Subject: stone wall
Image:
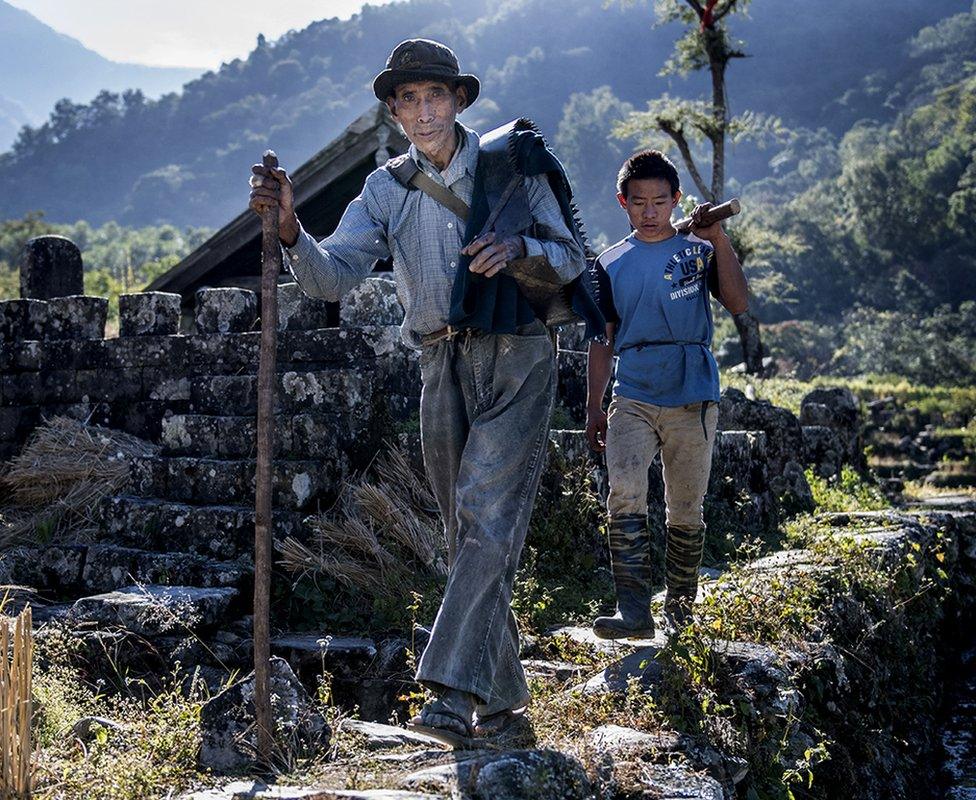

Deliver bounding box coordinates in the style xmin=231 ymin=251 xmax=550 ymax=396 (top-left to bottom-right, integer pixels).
xmin=0 ymin=280 xmax=409 ymax=468
xmin=1 ymin=261 xmax=869 ymax=734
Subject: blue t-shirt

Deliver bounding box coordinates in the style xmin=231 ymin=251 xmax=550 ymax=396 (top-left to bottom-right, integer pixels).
xmin=592 ymin=232 xmax=721 ymax=407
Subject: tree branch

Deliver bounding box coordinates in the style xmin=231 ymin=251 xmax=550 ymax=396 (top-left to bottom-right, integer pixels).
xmin=683 ymin=0 xmax=706 ymax=17
xmin=659 ymin=120 xmax=713 ymax=202
xmin=714 ymin=0 xmax=740 ymax=23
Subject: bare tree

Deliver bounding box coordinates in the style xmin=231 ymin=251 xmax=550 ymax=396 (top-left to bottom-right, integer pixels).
xmin=615 ymin=0 xmax=780 ymax=374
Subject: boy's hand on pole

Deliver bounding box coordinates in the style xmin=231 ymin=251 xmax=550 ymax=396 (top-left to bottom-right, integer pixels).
xmin=689 ymin=202 xmax=726 ymax=244
xmin=586 ymin=408 xmax=608 ymax=452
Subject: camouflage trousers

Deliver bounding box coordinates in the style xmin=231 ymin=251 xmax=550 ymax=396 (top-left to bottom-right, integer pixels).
xmin=605 ymin=395 xmax=718 ymax=596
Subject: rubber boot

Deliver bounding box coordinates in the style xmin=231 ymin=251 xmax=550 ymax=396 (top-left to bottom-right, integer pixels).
xmin=663 ymin=525 xmax=705 ymax=634
xmin=593 ymin=515 xmax=654 ymax=639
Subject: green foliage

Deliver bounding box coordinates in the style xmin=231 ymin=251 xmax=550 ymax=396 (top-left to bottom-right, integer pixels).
xmin=699 ymin=556 xmax=822 ymax=647
xmin=617 ymin=96 xmax=785 ymax=153
xmin=549 ymin=403 xmax=577 ymax=431
xmin=0 ymin=263 xmax=16 ymax=298
xmin=612 ymin=0 xmax=787 ymax=204
xmin=33 ymin=655 xmax=205 ymax=799
xmin=273 ymin=569 xmax=445 ymax=636
xmin=520 ymin=441 xmax=954 ymax=798
xmin=721 ymin=371 xmax=976 ymax=428
xmin=719 ymin=7 xmax=976 ymax=383
xmin=805 ymin=467 xmax=889 ymax=514
xmin=649 ymin=0 xmax=752 ymax=76
xmin=829 ymin=304 xmax=976 ymax=387
xmin=738 ymin=30 xmax=976 ymax=332
xmin=3 ymin=0 xmax=957 ymax=234
xmin=555 ymin=86 xmax=635 ymax=249
xmin=654 ymin=510 xmax=952 ymax=799
xmin=0 ymin=213 xmax=211 ymax=302
xmin=754 ymin=319 xmax=838 ymax=378
xmin=513 ymin=460 xmax=613 ymax=633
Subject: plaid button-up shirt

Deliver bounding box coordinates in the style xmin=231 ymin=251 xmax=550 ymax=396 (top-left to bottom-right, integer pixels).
xmin=283 ymin=123 xmax=585 ymax=348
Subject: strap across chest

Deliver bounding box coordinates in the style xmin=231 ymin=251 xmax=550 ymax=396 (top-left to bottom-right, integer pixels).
xmin=388 ymin=152 xmax=522 ymax=240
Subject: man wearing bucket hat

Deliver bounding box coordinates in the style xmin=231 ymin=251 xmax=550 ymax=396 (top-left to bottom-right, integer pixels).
xmin=249 ymin=39 xmax=589 ymax=746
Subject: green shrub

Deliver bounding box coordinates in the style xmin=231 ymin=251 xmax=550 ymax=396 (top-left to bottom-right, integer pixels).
xmin=34 ymin=663 xmax=205 ymax=800
xmin=806 ymin=466 xmax=889 ymax=513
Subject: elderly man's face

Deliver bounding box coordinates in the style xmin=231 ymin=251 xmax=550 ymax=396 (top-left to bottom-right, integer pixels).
xmin=388 ymin=81 xmax=467 ymax=170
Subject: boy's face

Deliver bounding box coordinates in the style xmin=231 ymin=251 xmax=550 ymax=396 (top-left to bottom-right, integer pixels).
xmin=618 ymin=178 xmax=681 ymax=243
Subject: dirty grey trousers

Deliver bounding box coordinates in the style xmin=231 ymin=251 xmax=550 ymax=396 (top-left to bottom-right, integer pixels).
xmin=415 ymin=322 xmax=555 ymax=716
xmin=605 ymin=396 xmax=719 ymax=596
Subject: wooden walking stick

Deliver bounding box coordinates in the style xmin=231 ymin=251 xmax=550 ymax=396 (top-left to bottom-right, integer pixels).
xmin=254 ymin=149 xmax=280 ymax=765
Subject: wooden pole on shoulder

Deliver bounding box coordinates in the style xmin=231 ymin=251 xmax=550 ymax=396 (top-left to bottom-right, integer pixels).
xmin=673 ymin=197 xmax=741 ymax=234
xmin=254 ymin=149 xmax=280 ymax=765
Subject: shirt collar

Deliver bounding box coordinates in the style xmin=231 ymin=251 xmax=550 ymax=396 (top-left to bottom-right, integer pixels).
xmin=410 ymin=123 xmax=479 ymax=186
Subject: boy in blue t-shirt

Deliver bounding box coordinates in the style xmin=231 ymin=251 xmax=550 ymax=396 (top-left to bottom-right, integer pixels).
xmin=586 ymin=150 xmax=749 ymax=637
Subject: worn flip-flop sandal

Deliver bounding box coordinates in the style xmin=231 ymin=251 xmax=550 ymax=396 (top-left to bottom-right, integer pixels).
xmin=406 ymin=703 xmax=478 ymax=749
xmin=473 ymin=707 xmax=528 ymax=738
xmin=474 ymin=708 xmax=535 ymax=743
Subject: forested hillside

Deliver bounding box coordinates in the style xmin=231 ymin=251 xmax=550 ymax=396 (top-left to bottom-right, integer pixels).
xmin=1 ymin=0 xmax=973 ymax=384
xmin=723 ymin=3 xmax=976 ymax=384
xmin=0 ymin=1 xmax=198 ymax=150
xmin=0 ymin=0 xmax=963 ymax=229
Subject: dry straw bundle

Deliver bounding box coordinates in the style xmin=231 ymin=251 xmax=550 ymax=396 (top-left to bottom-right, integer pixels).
xmin=0 ymin=606 xmax=32 ymax=799
xmin=279 ymin=446 xmax=446 ymax=599
xmin=0 ymin=416 xmax=158 ymax=547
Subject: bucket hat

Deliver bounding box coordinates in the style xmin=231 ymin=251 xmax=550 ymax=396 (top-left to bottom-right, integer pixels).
xmin=373 ymin=38 xmax=480 ymax=106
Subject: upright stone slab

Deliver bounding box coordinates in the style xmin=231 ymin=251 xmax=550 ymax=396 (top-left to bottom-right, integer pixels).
xmin=339 ymin=276 xmax=403 ymax=327
xmin=276 ymin=282 xmax=333 ymax=331
xmin=198 ymin=656 xmax=328 ymax=771
xmin=46 ymin=295 xmax=107 ymax=340
xmin=20 ymin=236 xmax=84 ymax=299
xmin=194 ymin=288 xmax=257 ymax=334
xmin=0 ymin=299 xmax=48 ymax=340
xmin=119 ymin=292 xmax=182 ymax=337
xmin=800 ymin=386 xmax=863 ymax=469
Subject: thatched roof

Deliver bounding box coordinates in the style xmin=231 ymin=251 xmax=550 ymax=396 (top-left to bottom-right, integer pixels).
xmin=148 ymin=103 xmax=408 ymax=300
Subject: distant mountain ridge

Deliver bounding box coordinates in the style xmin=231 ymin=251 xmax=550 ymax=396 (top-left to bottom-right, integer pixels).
xmin=0 ymin=0 xmax=200 ymax=149
xmin=0 ymin=0 xmax=966 ymax=232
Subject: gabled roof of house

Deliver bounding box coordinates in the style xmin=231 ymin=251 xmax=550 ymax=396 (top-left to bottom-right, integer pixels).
xmin=148 ymin=103 xmax=408 ymax=299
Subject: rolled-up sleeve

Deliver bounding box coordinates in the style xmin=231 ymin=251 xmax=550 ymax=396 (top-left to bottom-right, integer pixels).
xmin=283 ymin=174 xmax=392 ymax=302
xmin=521 ymin=174 xmax=586 ymax=284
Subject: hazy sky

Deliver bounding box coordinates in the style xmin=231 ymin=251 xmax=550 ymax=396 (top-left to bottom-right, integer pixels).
xmin=10 ymin=0 xmax=399 ymax=68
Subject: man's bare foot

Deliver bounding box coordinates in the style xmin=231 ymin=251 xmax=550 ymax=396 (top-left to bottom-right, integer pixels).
xmin=407 ymin=688 xmax=478 ymax=747
xmin=420 ymin=688 xmax=476 ymax=735
xmin=474 ymin=708 xmax=535 ymax=744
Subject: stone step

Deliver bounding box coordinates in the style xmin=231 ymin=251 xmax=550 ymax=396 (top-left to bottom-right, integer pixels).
xmin=98 ymin=495 xmax=303 ymax=559
xmin=130 ymin=455 xmax=344 ymax=511
xmin=186 ymin=366 xmax=421 ymax=417
xmin=272 ymin=634 xmax=412 ymax=722
xmin=159 ymin=408 xmax=417 ymax=462
xmin=910 ymin=494 xmax=976 ymax=513
xmin=925 ymin=470 xmax=976 ymax=489
xmin=35 ymin=614 xmax=252 ymax=689
xmin=68 ymin=585 xmax=239 ymax=636
xmin=869 ymin=460 xmax=936 ymax=479
xmin=0 ymin=542 xmax=250 ymax=596
xmin=182 ymin=783 xmax=444 ymax=800
xmin=337 ymin=719 xmax=444 ymax=751
xmin=81 ymin=545 xmax=251 ymax=594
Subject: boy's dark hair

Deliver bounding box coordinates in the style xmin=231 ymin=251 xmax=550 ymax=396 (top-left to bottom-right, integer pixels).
xmin=616 ymin=150 xmax=680 ymax=198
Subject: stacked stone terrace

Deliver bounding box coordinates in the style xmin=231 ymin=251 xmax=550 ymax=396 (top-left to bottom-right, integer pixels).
xmin=0 ymin=235 xmax=865 ymax=713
